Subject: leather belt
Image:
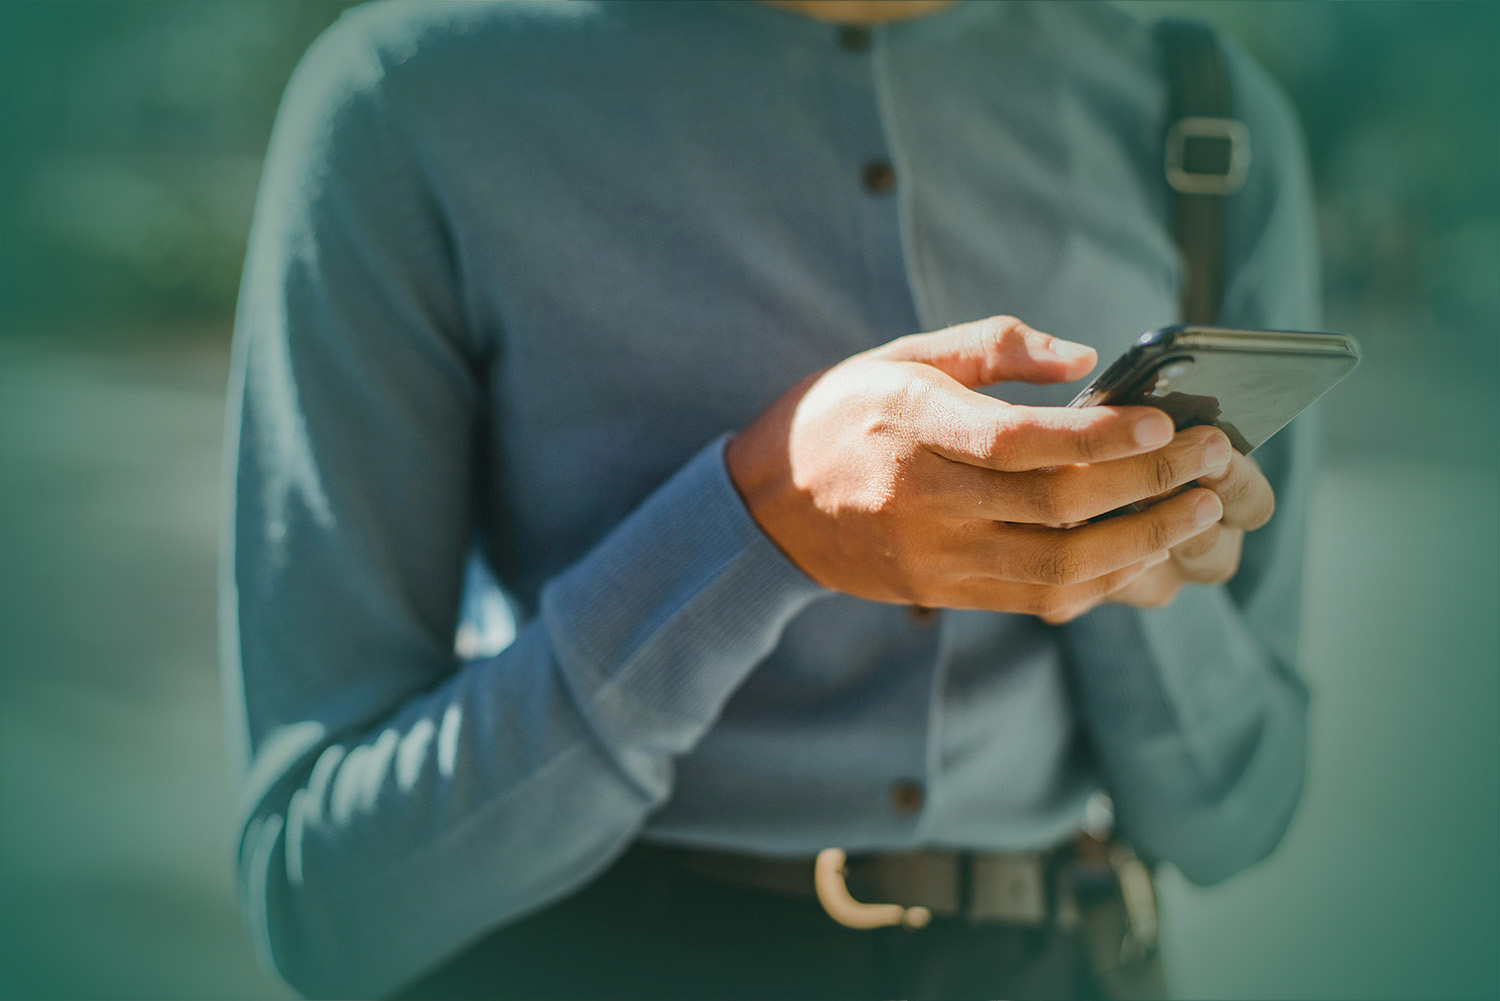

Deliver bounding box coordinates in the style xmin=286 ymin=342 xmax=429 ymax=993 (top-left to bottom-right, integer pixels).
xmin=654 ymin=843 xmax=1060 ymax=929
xmin=633 ymin=835 xmax=1160 ymax=968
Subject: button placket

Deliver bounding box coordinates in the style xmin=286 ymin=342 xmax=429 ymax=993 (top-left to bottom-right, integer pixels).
xmin=819 ymin=20 xmax=920 ymax=342
xmin=823 ymin=25 xmax=935 ymax=824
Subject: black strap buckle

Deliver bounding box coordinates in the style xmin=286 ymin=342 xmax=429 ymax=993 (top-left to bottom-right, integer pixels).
xmin=1165 ymin=115 xmax=1251 ymax=195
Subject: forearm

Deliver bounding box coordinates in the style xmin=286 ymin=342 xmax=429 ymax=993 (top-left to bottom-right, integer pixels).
xmin=233 ymin=439 xmax=824 ymax=996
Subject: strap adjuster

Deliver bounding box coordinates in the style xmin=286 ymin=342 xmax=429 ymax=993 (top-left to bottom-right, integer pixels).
xmin=1164 ymin=116 xmax=1251 ymax=195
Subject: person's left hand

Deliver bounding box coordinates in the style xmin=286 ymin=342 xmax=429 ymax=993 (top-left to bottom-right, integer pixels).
xmin=1103 ymin=448 xmax=1274 ymax=611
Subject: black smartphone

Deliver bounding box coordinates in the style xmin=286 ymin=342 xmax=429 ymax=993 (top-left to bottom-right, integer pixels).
xmin=1068 ymin=325 xmax=1360 ymax=454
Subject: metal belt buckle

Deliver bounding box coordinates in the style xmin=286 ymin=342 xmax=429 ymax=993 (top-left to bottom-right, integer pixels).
xmin=813 ymin=848 xmax=932 ymax=930
xmin=970 ymin=852 xmax=1048 ymax=925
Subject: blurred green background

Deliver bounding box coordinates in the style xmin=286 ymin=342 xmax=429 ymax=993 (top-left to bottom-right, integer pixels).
xmin=1 ymin=2 xmax=1495 ymax=998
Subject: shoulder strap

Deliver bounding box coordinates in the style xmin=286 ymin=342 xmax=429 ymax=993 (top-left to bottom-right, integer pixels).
xmin=1158 ymin=19 xmax=1251 ymax=325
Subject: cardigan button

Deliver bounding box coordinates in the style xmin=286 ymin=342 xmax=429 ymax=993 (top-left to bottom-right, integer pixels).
xmin=838 ymin=25 xmax=872 ymax=53
xmin=890 ymin=779 xmax=926 ymax=815
xmin=862 ymin=160 xmax=896 ymax=195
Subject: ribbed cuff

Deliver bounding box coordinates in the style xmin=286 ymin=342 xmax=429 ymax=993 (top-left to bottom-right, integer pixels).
xmin=542 ymin=435 xmax=827 ymax=755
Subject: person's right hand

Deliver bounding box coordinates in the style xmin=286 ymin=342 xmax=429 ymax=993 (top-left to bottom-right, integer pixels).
xmin=725 ymin=316 xmax=1234 ymax=623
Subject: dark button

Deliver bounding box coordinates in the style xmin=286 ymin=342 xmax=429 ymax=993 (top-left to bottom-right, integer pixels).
xmin=890 ymin=779 xmax=925 ymax=815
xmin=838 ymin=25 xmax=872 ymax=53
xmin=908 ymin=604 xmax=939 ymax=626
xmin=862 ymin=160 xmax=896 ymax=194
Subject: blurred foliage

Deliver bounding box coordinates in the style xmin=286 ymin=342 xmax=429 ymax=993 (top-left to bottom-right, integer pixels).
xmin=1133 ymin=0 xmax=1500 ymax=362
xmin=1128 ymin=0 xmax=1499 ymax=462
xmin=2 ymin=2 xmax=1497 ymax=391
xmin=1 ymin=1 xmax=358 ymax=332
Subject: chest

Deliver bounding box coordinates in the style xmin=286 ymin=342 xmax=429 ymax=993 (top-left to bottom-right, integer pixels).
xmin=443 ymin=51 xmax=1181 ymax=577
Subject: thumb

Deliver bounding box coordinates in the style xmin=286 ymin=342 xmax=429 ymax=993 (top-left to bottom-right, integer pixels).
xmin=870 ymin=315 xmax=1096 ymax=389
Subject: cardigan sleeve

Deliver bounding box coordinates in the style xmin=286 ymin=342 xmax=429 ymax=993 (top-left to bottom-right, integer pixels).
xmin=222 ymin=20 xmax=821 ymax=996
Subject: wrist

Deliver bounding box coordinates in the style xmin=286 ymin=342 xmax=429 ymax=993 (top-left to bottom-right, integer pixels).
xmin=725 ymin=374 xmax=821 ymax=577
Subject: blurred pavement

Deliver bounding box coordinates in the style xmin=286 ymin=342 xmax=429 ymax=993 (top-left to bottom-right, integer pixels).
xmin=0 ymin=340 xmax=1495 ymax=999
xmin=0 ymin=340 xmax=290 ymax=998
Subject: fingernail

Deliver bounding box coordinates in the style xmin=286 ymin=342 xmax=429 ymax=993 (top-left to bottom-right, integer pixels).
xmin=1134 ymin=414 xmax=1173 ymax=448
xmin=1050 ymin=338 xmax=1094 ymax=361
xmin=1195 ymin=492 xmax=1224 ymax=527
xmin=1203 ymin=435 xmax=1231 ymax=471
xmin=1146 ymin=551 xmax=1170 ymax=568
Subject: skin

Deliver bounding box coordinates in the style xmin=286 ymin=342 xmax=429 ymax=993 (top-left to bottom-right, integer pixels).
xmin=726 ymin=317 xmax=1276 ymax=623
xmin=737 ymin=2 xmax=1278 ymax=620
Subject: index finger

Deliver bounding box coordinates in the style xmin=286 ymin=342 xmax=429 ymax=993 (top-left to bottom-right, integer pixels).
xmin=922 ymin=394 xmax=1177 ymax=472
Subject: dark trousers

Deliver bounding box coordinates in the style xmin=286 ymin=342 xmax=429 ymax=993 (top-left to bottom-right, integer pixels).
xmin=394 ymin=845 xmax=1108 ymax=1001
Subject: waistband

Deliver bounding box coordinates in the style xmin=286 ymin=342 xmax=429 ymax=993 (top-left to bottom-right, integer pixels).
xmin=630 ymin=835 xmax=1142 ymax=934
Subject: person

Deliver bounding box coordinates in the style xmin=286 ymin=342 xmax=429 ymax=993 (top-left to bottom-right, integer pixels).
xmin=223 ymin=1 xmax=1321 ymax=997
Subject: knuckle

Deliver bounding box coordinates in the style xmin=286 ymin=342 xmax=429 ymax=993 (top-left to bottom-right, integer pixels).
xmin=1142 ymin=516 xmax=1177 ymax=557
xmin=1214 ymin=470 xmax=1254 ymax=509
xmin=1150 ymin=450 xmax=1184 ymax=495
xmin=978 ymin=315 xmax=1023 ymax=350
xmin=977 ymin=418 xmax=1022 ymax=470
xmin=1031 ymin=470 xmax=1083 ymax=524
xmin=1012 ymin=474 xmax=1060 ymax=523
xmin=1206 ymin=477 xmax=1254 ymax=522
xmin=1211 ymin=465 xmax=1276 ymax=531
xmin=1034 ymin=539 xmax=1090 ymax=586
xmin=1044 ymin=468 xmax=1088 ymax=523
xmin=1074 ymin=417 xmax=1111 ymax=463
